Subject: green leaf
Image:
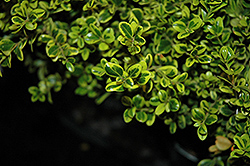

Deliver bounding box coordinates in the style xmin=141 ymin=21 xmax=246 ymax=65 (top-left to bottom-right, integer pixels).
xmin=234 ymin=65 xmax=244 ymax=75
xmin=103 ymin=28 xmax=115 ymax=43
xmin=198 ymin=159 xmax=213 ymax=166
xmin=128 ymin=64 xmax=142 ymax=78
xmin=205 ymin=114 xmax=218 ymax=125
xmin=13 ymin=44 xmax=24 ymax=61
xmin=134 ymin=34 xmax=146 ymax=45
xmin=155 ymin=103 xmax=166 ymax=116
xmin=121 ymin=96 xmax=132 ymax=106
xmin=198 ymin=55 xmax=212 ymax=63
xmin=75 ymin=87 xmax=88 ymax=95
xmin=0 ymin=39 xmax=15 ymax=55
xmin=65 ymin=47 xmax=78 ymax=56
xmin=85 ymin=32 xmax=100 ymax=44
xmin=98 ymin=9 xmax=112 ymax=23
xmin=136 ymin=111 xmax=147 ymax=123
xmin=214 ymin=17 xmax=224 ymax=35
xmin=192 ymin=108 xmax=205 ymax=121
xmin=178 ymin=115 xmax=186 ymax=129
xmin=104 ymin=62 xmax=124 ymax=77
xmin=39 ymin=34 xmax=53 ymax=43
xmin=132 ymin=94 xmax=145 ymax=108
xmin=25 ymin=22 xmax=37 ymax=30
xmin=131 ymin=8 xmax=143 ymax=22
xmin=176 ymin=83 xmax=185 ymax=92
xmin=124 ymin=77 xmax=134 ymax=88
xmin=185 ymin=57 xmax=196 ymax=67
xmin=158 ymin=90 xmax=167 ymax=102
xmin=112 ymin=0 xmax=122 ymax=6
xmin=138 ymin=70 xmax=151 ymax=85
xmin=197 ymin=123 xmax=208 ymax=140
xmin=169 ymin=122 xmax=177 ymax=134
xmin=156 ymin=39 xmax=171 ymax=54
xmin=160 ymin=77 xmax=171 ymax=87
xmin=169 ymin=98 xmax=180 ymax=112
xmin=105 ymin=82 xmax=124 ymax=92
xmin=220 ymin=105 xmax=233 ymax=117
xmin=92 ymin=66 xmax=105 ymax=77
xmin=234 ymin=135 xmax=245 ymax=149
xmin=12 ymin=16 xmax=24 ymax=25
xmin=90 ymin=24 xmax=102 ymax=37
xmin=200 ymin=100 xmax=210 ymax=112
xmin=173 ymin=72 xmax=188 ymax=82
xmin=61 ymin=3 xmax=71 ymax=11
xmin=173 ymin=20 xmax=186 ymax=32
xmin=66 ymin=61 xmax=75 ymax=72
xmin=173 ymin=43 xmax=187 ymax=54
xmin=177 ymin=31 xmax=190 ymax=39
xmin=47 ymin=45 xmax=60 ymax=57
xmin=123 ymin=108 xmax=134 ymax=123
xmin=98 ymin=42 xmax=109 ymax=51
xmin=158 ymin=66 xmax=178 ymax=77
xmin=31 ymin=8 xmax=45 ymax=18
xmin=188 ymin=17 xmax=203 ymax=30
xmin=150 ymin=96 xmax=161 ymax=106
xmin=219 ymin=86 xmax=234 ymax=94
xmin=210 ymin=91 xmax=217 ymax=100
xmin=220 ymin=46 xmax=234 ymax=62
xmin=127 ymin=107 xmax=136 ymax=118
xmin=56 ymin=32 xmax=67 ymax=43
xmin=119 ymin=22 xmax=133 ymax=39
xmin=146 ymin=113 xmax=156 ymax=126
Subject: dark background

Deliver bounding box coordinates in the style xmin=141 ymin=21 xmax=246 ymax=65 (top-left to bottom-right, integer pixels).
xmin=0 ymin=60 xmax=209 ymax=166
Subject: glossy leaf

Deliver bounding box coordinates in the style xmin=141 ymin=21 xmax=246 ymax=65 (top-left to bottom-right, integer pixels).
xmin=90 ymin=24 xmax=102 ymax=37
xmin=192 ymin=108 xmax=205 ymax=121
xmin=198 ymin=55 xmax=212 ymax=63
xmin=98 ymin=9 xmax=112 ymax=23
xmin=12 ymin=16 xmax=24 ymax=25
xmin=136 ymin=111 xmax=147 ymax=123
xmin=169 ymin=122 xmax=177 ymax=134
xmin=146 ymin=114 xmax=156 ymax=126
xmin=155 ymin=103 xmax=166 ymax=116
xmin=105 ymin=82 xmax=124 ymax=92
xmin=98 ymin=42 xmax=109 ymax=51
xmin=119 ymin=22 xmax=133 ymax=39
xmin=0 ymin=39 xmax=15 ymax=55
xmin=173 ymin=72 xmax=188 ymax=82
xmin=169 ymin=98 xmax=180 ymax=112
xmin=104 ymin=62 xmax=124 ymax=77
xmin=123 ymin=108 xmax=134 ymax=123
xmin=138 ymin=70 xmax=151 ymax=85
xmin=158 ymin=90 xmax=167 ymax=102
xmin=205 ymin=114 xmax=218 ymax=125
xmin=185 ymin=57 xmax=196 ymax=67
xmin=219 ymin=86 xmax=234 ymax=94
xmin=85 ymin=32 xmax=100 ymax=44
xmin=92 ymin=66 xmax=105 ymax=77
xmin=197 ymin=123 xmax=208 ymax=140
xmin=158 ymin=66 xmax=178 ymax=77
xmin=66 ymin=61 xmax=75 ymax=72
xmin=103 ymin=28 xmax=115 ymax=43
xmin=188 ymin=17 xmax=203 ymax=30
xmin=173 ymin=20 xmax=186 ymax=32
xmin=127 ymin=64 xmax=142 ymax=78
xmin=219 ymin=46 xmax=234 ymax=62
xmin=132 ymin=94 xmax=145 ymax=108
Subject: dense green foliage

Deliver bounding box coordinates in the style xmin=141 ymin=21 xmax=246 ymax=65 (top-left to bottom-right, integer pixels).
xmin=1 ymin=0 xmax=250 ymax=165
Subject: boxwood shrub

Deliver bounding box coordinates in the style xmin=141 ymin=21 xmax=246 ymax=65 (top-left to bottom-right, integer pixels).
xmin=1 ymin=0 xmax=250 ymax=165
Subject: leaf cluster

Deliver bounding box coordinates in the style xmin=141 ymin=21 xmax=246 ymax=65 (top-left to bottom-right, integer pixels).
xmin=1 ymin=0 xmax=250 ymax=165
